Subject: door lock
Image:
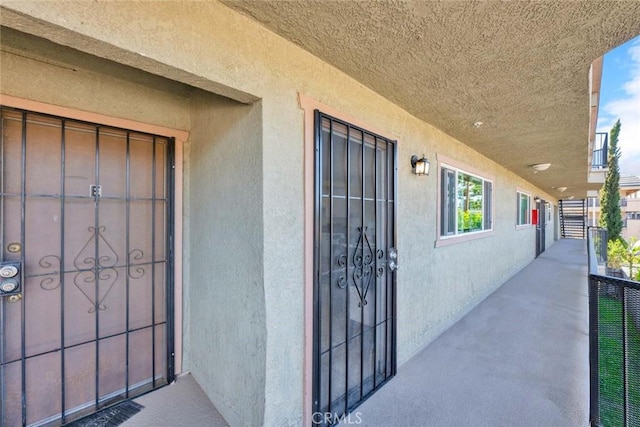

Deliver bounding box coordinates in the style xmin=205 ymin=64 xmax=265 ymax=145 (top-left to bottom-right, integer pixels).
xmin=1 ymin=279 xmax=19 ymax=293
xmin=7 ymin=294 xmax=22 ymax=303
xmin=0 ymin=262 xmax=21 ymax=297
xmin=0 ymin=265 xmax=19 ymax=278
xmin=389 ymin=248 xmax=399 ymax=271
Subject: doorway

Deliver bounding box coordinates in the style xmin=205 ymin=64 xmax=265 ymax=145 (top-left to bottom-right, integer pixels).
xmin=313 ymin=111 xmax=397 ymax=425
xmin=536 ymin=199 xmax=546 ymax=257
xmin=0 ymin=107 xmax=175 ymax=426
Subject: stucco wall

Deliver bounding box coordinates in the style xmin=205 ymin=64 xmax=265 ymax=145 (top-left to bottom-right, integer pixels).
xmin=1 ymin=2 xmax=563 ymax=426
xmin=187 ymin=92 xmax=265 ymax=427
xmin=622 ymin=198 xmax=640 ymax=241
xmin=623 ymin=220 xmax=640 ymax=241
xmin=0 ymin=30 xmax=192 ymax=131
xmin=547 ymin=204 xmax=556 ymax=247
xmin=400 ymin=155 xmax=546 ymax=358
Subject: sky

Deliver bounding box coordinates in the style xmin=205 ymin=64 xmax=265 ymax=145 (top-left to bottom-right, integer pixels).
xmin=597 ymin=35 xmax=640 ymax=177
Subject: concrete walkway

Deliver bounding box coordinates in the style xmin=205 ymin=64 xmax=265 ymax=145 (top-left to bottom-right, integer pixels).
xmin=122 ymin=374 xmax=229 ymax=427
xmin=343 ymin=238 xmax=590 ymax=427
xmin=123 ymin=239 xmax=589 ymax=427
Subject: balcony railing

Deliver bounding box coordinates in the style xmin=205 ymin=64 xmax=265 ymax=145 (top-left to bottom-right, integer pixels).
xmin=588 ymin=197 xmax=627 ymax=208
xmin=592 ymin=132 xmax=608 ymax=169
xmin=587 ymin=227 xmax=640 ymax=427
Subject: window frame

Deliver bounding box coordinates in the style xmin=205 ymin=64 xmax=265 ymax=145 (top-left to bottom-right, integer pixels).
xmin=516 ymin=190 xmax=532 ymax=227
xmin=436 ymin=155 xmax=494 ymax=247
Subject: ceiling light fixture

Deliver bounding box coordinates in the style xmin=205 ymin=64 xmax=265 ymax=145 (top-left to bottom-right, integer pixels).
xmin=531 ymin=163 xmax=551 ymax=173
xmin=473 ymin=121 xmax=484 ymax=128
xmin=557 ymin=187 xmax=567 ymax=193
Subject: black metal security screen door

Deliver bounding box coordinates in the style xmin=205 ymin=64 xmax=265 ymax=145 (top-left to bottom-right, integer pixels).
xmin=0 ymin=107 xmax=175 ymax=426
xmin=313 ymin=111 xmax=397 ymax=426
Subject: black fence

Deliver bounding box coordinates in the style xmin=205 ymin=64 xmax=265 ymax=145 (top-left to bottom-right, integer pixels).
xmin=588 ymin=227 xmax=640 ymax=427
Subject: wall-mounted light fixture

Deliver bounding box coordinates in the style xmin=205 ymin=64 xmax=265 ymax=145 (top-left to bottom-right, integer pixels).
xmin=534 ymin=196 xmax=541 ymax=203
xmin=411 ymin=155 xmax=430 ymax=176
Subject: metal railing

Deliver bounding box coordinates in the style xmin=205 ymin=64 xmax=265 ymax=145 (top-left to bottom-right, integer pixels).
xmin=588 ymin=227 xmax=640 ymax=427
xmin=588 ymin=198 xmax=627 ymax=208
xmin=592 ymin=132 xmax=608 ymax=169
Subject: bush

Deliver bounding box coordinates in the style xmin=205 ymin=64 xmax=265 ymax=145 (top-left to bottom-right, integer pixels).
xmin=457 ymin=209 xmax=482 ymax=231
xmin=607 ymin=237 xmax=640 ymax=279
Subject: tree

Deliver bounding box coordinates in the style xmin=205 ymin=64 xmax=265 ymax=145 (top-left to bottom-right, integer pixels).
xmin=599 ymin=120 xmax=623 ymax=241
xmin=607 ymin=237 xmax=640 ymax=278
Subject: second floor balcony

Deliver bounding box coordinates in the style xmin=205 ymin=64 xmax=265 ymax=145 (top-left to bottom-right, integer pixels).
xmin=592 ymin=132 xmax=609 ymax=170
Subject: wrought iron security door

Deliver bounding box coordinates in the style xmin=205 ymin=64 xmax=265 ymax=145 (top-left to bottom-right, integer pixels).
xmin=0 ymin=107 xmax=175 ymax=426
xmin=313 ymin=111 xmax=397 ymax=425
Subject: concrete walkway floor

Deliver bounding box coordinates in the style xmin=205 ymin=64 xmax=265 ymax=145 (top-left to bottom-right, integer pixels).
xmin=122 ymin=239 xmax=589 ymax=427
xmin=343 ymin=238 xmax=590 ymax=427
xmin=122 ymin=374 xmax=229 ymax=427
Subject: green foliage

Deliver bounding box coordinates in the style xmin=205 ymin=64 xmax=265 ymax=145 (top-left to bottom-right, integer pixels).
xmin=598 ymin=297 xmax=640 ymax=426
xmin=456 ymin=172 xmax=484 ymax=232
xmin=600 ymin=120 xmax=623 ymax=241
xmin=607 ymin=236 xmax=640 ymax=278
xmin=607 ymin=238 xmax=626 ymax=269
xmin=457 ymin=209 xmax=482 ymax=232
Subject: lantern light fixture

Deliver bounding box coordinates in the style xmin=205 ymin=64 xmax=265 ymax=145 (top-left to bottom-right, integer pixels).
xmin=411 ymin=155 xmax=430 ymax=176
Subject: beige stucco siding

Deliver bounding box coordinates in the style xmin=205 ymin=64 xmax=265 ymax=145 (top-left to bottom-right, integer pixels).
xmin=622 ymin=198 xmax=640 ymax=241
xmin=187 ymin=93 xmax=266 ymax=427
xmin=0 ymin=47 xmax=192 ymax=132
xmin=1 ymin=1 xmax=561 ymax=426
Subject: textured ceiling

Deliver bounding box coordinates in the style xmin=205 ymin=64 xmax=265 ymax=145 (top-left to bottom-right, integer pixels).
xmin=223 ymin=0 xmax=640 ymax=199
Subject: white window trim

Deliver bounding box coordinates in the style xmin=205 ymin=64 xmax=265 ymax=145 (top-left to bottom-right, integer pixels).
xmin=435 ymin=154 xmax=495 ymax=247
xmin=516 ymin=189 xmax=533 ymax=229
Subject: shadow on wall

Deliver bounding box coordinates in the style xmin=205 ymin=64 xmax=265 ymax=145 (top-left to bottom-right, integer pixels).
xmin=186 ymin=92 xmax=267 ymax=427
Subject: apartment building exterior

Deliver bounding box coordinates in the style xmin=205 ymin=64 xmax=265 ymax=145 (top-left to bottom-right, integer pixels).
xmin=1 ymin=2 xmax=639 ymax=426
xmin=587 ymin=175 xmax=640 ymax=240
